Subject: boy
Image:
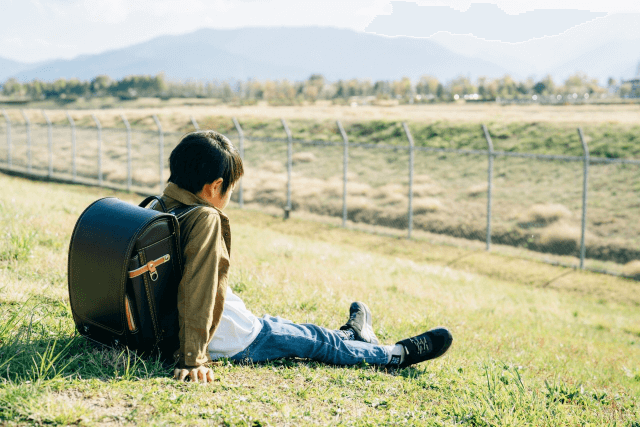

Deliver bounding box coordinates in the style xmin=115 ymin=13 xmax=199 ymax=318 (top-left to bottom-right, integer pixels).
xmin=159 ymin=130 xmax=453 ymax=384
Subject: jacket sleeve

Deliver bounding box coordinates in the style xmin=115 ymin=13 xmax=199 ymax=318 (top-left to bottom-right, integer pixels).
xmin=176 ymin=209 xmax=229 ymax=368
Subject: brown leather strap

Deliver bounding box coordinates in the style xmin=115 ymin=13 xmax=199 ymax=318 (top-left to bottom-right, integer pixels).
xmin=128 ymin=254 xmax=170 ymax=281
xmin=124 ymin=294 xmax=137 ymax=331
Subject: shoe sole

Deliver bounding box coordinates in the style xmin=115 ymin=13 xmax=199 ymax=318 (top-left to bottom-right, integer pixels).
xmin=353 ymin=302 xmax=379 ymax=345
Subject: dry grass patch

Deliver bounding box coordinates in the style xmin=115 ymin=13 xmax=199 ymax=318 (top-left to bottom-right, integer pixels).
xmin=412 ymin=197 xmax=443 ymax=214
xmin=344 ymin=181 xmax=371 ymax=197
xmin=378 ymin=192 xmax=406 ymax=206
xmin=260 ymin=160 xmax=284 ymax=173
xmin=539 ymin=221 xmax=593 ymax=255
xmin=292 ymin=151 xmax=316 ymax=164
xmin=373 ymin=183 xmax=406 ymax=199
xmin=413 ymin=182 xmax=443 ymax=197
xmin=624 ymin=260 xmax=640 ymax=280
xmin=519 ymin=203 xmax=572 ymax=227
xmin=345 ymin=196 xmax=374 ymax=212
xmin=466 ymin=183 xmax=488 ymax=197
xmin=10 ymin=103 xmax=640 ymax=128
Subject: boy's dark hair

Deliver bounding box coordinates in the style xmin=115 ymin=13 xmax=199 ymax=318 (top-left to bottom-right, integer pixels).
xmin=168 ymin=130 xmax=244 ymax=196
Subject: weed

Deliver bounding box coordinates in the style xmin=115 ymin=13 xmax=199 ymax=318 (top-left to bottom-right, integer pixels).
xmin=0 ymin=230 xmax=37 ymax=262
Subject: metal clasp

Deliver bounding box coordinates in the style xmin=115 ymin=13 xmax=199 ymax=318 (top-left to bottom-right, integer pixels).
xmin=148 ymin=254 xmax=169 ymax=281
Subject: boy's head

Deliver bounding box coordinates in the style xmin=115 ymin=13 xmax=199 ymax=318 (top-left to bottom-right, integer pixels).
xmin=168 ymin=130 xmax=244 ymax=197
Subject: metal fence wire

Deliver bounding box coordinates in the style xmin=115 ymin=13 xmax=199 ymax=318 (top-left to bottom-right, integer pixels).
xmin=1 ymin=109 xmax=639 ymax=279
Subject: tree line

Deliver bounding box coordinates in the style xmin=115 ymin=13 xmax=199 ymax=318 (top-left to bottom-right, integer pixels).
xmin=1 ymin=73 xmax=637 ymax=104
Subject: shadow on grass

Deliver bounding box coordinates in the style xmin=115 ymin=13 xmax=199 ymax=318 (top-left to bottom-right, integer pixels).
xmin=230 ymin=356 xmax=430 ymax=379
xmin=0 ymin=297 xmax=171 ymax=383
xmin=0 ymin=335 xmax=172 ymax=383
xmin=0 ymin=296 xmax=427 ymax=384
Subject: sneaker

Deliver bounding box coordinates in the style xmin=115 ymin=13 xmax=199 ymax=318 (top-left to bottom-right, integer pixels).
xmin=394 ymin=327 xmax=452 ymax=369
xmin=340 ymin=302 xmax=379 ymax=345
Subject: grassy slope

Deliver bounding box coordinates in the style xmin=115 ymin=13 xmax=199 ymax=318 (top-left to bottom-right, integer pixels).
xmin=2 ymin=106 xmax=639 ymax=271
xmin=1 ymin=174 xmax=640 ymax=426
xmin=2 ymin=103 xmax=640 ymax=158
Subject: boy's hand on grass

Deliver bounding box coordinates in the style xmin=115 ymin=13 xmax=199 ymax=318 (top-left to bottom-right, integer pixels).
xmin=173 ymin=366 xmax=215 ymax=384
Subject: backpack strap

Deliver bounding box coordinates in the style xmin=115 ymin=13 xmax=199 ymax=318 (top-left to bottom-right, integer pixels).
xmin=139 ymin=196 xmax=202 ymax=219
xmin=139 ymin=195 xmax=168 ymax=212
xmin=170 ymin=204 xmax=202 ymax=220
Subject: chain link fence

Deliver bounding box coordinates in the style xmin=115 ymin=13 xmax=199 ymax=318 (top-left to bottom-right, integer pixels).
xmin=1 ymin=109 xmax=639 ymax=280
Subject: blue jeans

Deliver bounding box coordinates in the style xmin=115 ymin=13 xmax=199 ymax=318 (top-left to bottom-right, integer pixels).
xmin=230 ymin=315 xmax=391 ymax=366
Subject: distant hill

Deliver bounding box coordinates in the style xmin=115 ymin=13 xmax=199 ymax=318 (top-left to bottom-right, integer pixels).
xmin=8 ymin=27 xmax=508 ymax=83
xmin=0 ymin=57 xmax=35 ymax=82
xmin=550 ymin=38 xmax=640 ymax=83
xmin=7 ymin=21 xmax=640 ymax=85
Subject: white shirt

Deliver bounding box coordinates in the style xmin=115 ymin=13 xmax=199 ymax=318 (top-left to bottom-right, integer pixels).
xmin=208 ymin=289 xmax=263 ymax=359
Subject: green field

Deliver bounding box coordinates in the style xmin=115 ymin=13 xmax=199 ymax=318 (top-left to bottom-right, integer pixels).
xmin=1 ymin=172 xmax=639 ymax=426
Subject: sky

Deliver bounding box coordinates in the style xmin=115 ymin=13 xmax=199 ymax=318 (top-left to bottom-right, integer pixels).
xmin=2 ymin=0 xmax=640 ymax=63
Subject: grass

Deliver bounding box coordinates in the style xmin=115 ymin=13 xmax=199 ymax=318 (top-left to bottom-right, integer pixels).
xmin=1 ymin=172 xmax=640 ymax=425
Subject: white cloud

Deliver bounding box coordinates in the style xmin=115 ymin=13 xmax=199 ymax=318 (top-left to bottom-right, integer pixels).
xmin=83 ymin=0 xmax=131 ymax=24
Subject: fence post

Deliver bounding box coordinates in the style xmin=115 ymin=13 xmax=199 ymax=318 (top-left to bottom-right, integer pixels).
xmin=482 ymin=124 xmax=494 ymax=251
xmin=41 ymin=110 xmax=53 ymax=177
xmin=190 ymin=116 xmax=200 ymax=130
xmin=232 ymin=117 xmax=244 ymax=208
xmin=153 ymin=115 xmax=164 ymax=191
xmin=66 ymin=112 xmax=76 ymax=182
xmin=578 ymin=127 xmax=589 ymax=270
xmin=91 ymin=114 xmax=103 ymax=186
xmin=121 ymin=114 xmax=132 ymax=191
xmin=21 ymin=110 xmax=31 ymax=173
xmin=337 ymin=121 xmax=349 ymax=227
xmin=402 ymin=122 xmax=415 ymax=239
xmin=281 ymin=118 xmax=292 ymax=219
xmin=1 ymin=109 xmax=11 ymax=167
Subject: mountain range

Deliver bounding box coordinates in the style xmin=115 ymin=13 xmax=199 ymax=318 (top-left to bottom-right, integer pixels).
xmin=2 ymin=19 xmax=640 ymax=85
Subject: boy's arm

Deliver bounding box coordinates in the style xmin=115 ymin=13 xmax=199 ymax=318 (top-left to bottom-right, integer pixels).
xmin=176 ymin=209 xmax=229 ymax=369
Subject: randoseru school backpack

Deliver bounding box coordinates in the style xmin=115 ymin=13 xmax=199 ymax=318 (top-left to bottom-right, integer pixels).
xmin=68 ymin=196 xmax=198 ymax=358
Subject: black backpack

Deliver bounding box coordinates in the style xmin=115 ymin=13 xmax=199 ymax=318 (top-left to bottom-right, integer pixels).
xmin=68 ymin=196 xmax=199 ymax=358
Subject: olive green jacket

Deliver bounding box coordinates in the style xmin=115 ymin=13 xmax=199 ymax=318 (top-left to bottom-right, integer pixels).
xmin=156 ymin=183 xmax=231 ymax=368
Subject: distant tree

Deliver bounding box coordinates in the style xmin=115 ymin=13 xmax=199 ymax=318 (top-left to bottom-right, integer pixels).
xmin=563 ymin=73 xmax=602 ymax=96
xmin=517 ymin=78 xmax=535 ymax=96
xmin=416 ymin=75 xmax=440 ymax=96
xmin=1 ymin=78 xmax=24 ymax=96
xmin=533 ymin=82 xmax=546 ymax=94
xmin=392 ymin=77 xmax=412 ymax=100
xmin=25 ymin=80 xmax=44 ymax=99
xmin=497 ymin=75 xmax=517 ymax=98
xmin=91 ymin=75 xmax=112 ymax=96
xmin=373 ymin=80 xmax=391 ymax=99
xmin=447 ymin=76 xmax=476 ymax=99
xmin=51 ymin=78 xmax=68 ymax=98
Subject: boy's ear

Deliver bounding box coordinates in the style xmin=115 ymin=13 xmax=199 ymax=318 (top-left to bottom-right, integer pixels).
xmin=198 ymin=178 xmax=224 ymax=205
xmin=210 ymin=178 xmax=224 ymax=195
